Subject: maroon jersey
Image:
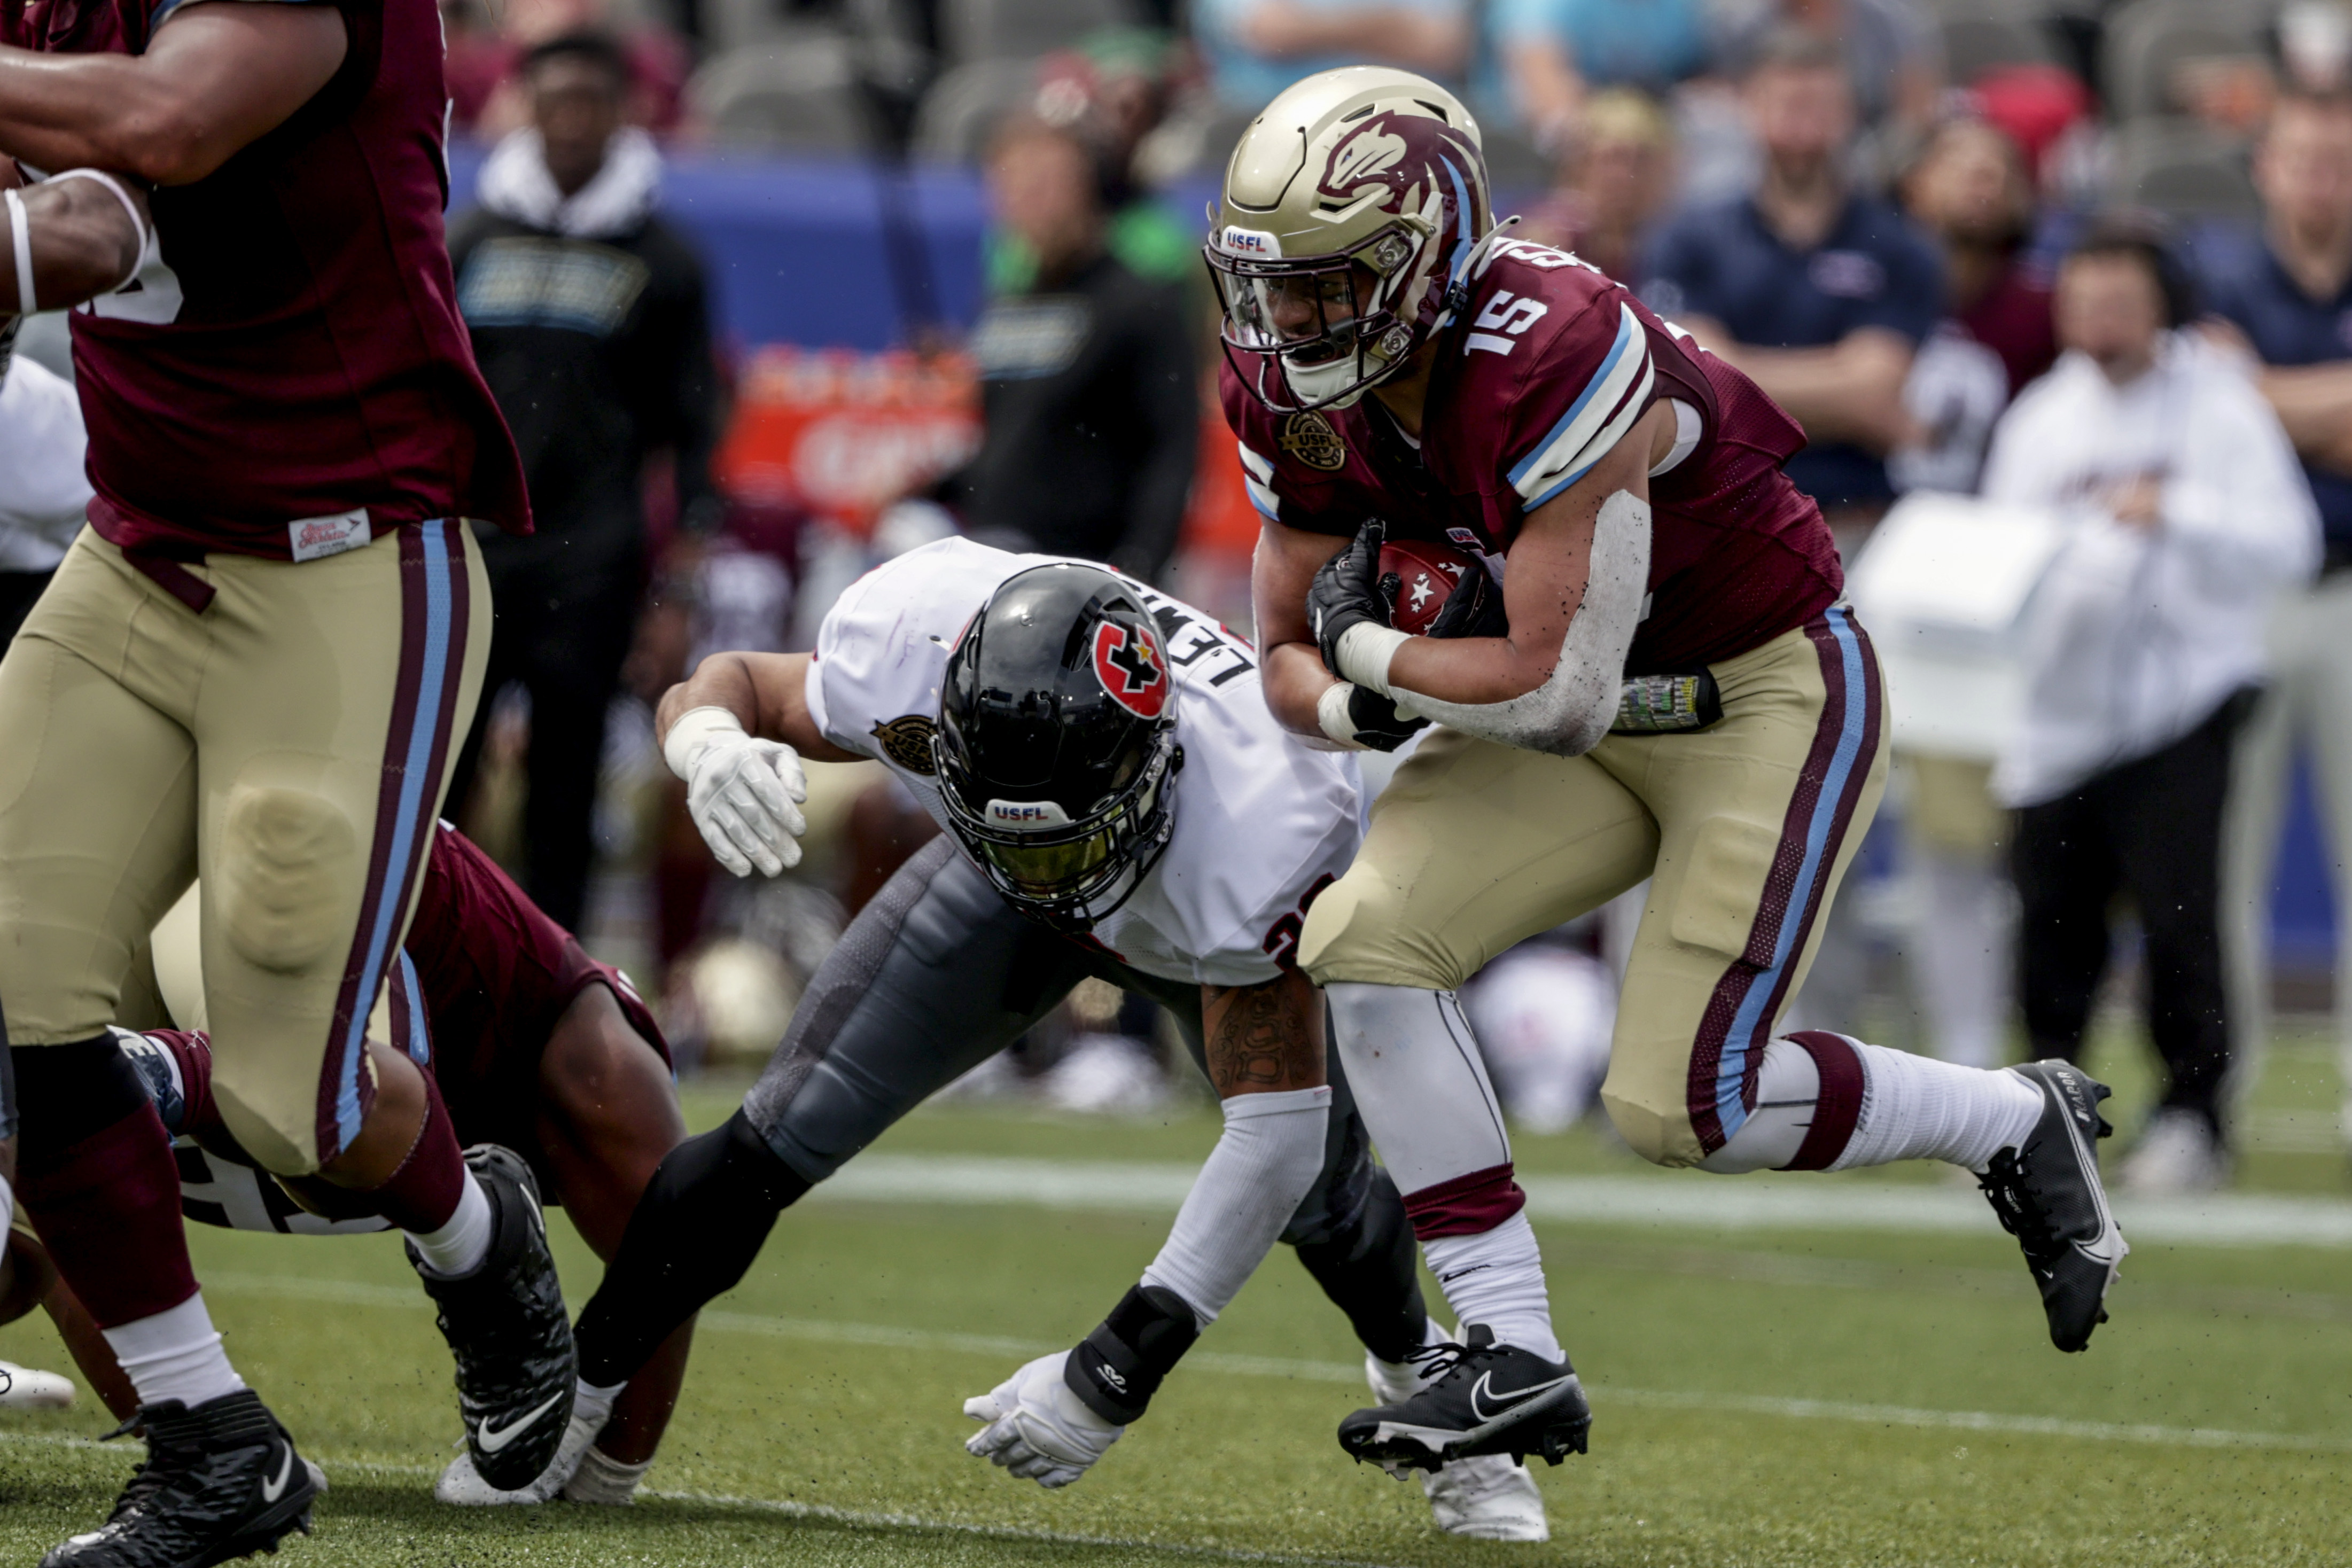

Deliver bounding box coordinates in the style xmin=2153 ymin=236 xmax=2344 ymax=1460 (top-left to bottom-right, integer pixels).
xmin=8 ymin=0 xmax=528 ymax=559
xmin=1224 ymin=238 xmax=1843 ymax=674
xmin=402 ymin=821 xmax=666 ymax=1151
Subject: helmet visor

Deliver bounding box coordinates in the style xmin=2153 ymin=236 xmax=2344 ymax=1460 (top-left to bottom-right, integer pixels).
xmin=1210 ymin=260 xmax=1366 ymax=366
xmin=976 ymin=825 xmax=1118 ymax=899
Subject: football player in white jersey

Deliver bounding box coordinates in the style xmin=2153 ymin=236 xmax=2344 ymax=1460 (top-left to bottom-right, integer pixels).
xmin=502 ymin=539 xmax=1552 ymax=1539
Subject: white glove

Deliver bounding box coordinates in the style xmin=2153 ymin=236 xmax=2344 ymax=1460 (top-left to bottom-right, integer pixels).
xmin=434 ymin=1378 xmax=620 ymax=1506
xmin=664 ymin=706 xmax=808 ymax=878
xmin=962 ymin=1351 xmax=1123 ymax=1489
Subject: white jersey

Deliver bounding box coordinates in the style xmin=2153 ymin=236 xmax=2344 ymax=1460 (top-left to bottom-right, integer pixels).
xmin=805 ymin=537 xmax=1362 ymax=988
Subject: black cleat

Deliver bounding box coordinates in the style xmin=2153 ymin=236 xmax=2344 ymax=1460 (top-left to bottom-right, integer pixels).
xmin=1337 ymin=1327 xmax=1591 ymax=1476
xmin=407 ymin=1144 xmax=577 ymax=1489
xmin=41 ymin=1388 xmax=316 ymax=1568
xmin=1979 ymin=1060 xmax=2128 ymax=1353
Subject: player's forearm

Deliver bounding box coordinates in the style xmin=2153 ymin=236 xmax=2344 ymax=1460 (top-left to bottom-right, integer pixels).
xmin=0 ymin=171 xmax=146 ymax=314
xmin=658 ymin=651 xmax=850 ymax=761
xmin=0 ymin=6 xmax=346 ymax=186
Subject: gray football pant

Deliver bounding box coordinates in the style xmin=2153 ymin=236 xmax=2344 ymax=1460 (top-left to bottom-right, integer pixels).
xmin=743 ymin=834 xmax=1390 ymax=1253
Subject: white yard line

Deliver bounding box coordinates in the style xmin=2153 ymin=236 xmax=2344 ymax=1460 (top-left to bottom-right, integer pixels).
xmin=183 ymin=1273 xmax=2352 ymax=1455
xmin=812 ymin=1152 xmax=2352 ymax=1250
xmin=0 ymin=1433 xmax=1404 ymax=1568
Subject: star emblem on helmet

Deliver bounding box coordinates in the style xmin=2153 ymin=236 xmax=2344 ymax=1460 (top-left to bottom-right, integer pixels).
xmin=1408 ymin=574 xmax=1435 ymax=611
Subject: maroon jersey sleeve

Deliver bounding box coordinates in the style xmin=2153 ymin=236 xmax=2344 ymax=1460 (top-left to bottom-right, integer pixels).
xmin=41 ymin=0 xmax=528 ymax=559
xmin=402 ymin=825 xmax=668 ymax=1148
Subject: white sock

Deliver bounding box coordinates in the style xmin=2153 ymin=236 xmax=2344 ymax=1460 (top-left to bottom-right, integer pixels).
xmin=1420 ymin=1212 xmax=1562 ymax=1363
xmin=1832 ymin=1045 xmax=2044 ymax=1173
xmin=407 ymin=1173 xmax=493 ymax=1278
xmin=102 ymin=1292 xmax=246 ymax=1409
xmin=562 ymin=1443 xmax=651 ymax=1505
xmin=1140 ymin=1086 xmax=1330 ymax=1325
xmin=1702 ymin=1037 xmax=1826 ymax=1174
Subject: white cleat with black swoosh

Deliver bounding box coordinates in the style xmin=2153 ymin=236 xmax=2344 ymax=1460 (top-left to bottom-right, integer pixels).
xmin=1339 ymin=1326 xmax=1591 ymax=1478
xmin=409 ymin=1145 xmax=578 ymax=1492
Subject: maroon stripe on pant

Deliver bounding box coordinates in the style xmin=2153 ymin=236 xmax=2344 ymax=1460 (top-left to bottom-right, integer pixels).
xmin=313 ymin=525 xmax=471 ymax=1165
xmin=1401 ymin=1163 xmax=1527 ymax=1239
xmin=1780 ymin=1031 xmax=1867 ymax=1171
xmin=1684 ymin=613 xmax=1884 ymax=1156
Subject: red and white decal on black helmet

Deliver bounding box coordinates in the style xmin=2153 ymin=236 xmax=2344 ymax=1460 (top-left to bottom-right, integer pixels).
xmin=1091 ymin=620 xmax=1168 ymax=718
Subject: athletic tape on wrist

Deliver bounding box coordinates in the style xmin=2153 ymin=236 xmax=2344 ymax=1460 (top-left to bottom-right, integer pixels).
xmin=1335 ymin=621 xmax=1409 ymax=697
xmin=1315 ymin=682 xmax=1370 ymax=750
xmin=5 ymin=190 xmax=33 ymax=317
xmin=661 ymin=705 xmax=746 ymax=781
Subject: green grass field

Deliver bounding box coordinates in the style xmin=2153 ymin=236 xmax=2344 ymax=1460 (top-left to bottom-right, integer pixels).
xmin=4 ymin=1020 xmax=2350 ymax=1567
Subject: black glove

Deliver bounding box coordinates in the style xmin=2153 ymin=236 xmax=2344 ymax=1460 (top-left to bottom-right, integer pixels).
xmin=1307 ymin=519 xmax=1390 ymax=675
xmin=1424 ymin=561 xmax=1507 ymax=640
xmin=1335 ymin=685 xmax=1427 ymax=752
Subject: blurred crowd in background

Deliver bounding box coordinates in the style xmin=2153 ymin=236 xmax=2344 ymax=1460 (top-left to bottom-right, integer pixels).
xmin=8 ymin=0 xmax=2352 ymax=1191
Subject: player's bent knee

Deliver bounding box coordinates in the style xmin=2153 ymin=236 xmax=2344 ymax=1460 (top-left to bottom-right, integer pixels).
xmin=1599 ymin=1084 xmax=1701 ymax=1169
xmin=216 ymin=785 xmax=358 ymax=973
xmin=1297 ymin=871 xmax=1469 ymax=993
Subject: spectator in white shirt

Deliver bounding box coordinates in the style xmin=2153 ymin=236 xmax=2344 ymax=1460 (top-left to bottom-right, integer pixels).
xmin=1980 ymin=220 xmax=2321 ymax=1193
xmin=0 ymin=328 xmax=91 ymax=641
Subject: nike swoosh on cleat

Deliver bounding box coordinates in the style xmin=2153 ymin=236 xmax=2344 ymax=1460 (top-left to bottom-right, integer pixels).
xmin=259 ymin=1446 xmax=295 ymax=1504
xmin=476 ymin=1391 xmax=566 ymax=1454
xmin=1468 ymin=1372 xmax=1577 ymax=1425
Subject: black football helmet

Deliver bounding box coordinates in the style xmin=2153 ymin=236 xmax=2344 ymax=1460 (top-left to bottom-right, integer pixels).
xmin=934 ymin=563 xmax=1183 ymax=932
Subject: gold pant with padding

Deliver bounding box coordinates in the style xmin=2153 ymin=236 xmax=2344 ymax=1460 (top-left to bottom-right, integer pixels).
xmin=0 ymin=526 xmax=487 ymax=1173
xmin=1298 ymin=611 xmax=1888 ymax=1167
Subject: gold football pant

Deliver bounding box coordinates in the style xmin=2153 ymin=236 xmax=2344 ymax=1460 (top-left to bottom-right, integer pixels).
xmin=1299 ymin=609 xmax=1888 ymax=1168
xmin=0 ymin=525 xmax=488 ymax=1173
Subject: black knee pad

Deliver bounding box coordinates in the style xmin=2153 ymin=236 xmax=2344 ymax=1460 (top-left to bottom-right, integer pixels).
xmin=12 ymin=1037 xmax=148 ymax=1165
xmin=575 ymin=1109 xmax=810 ymax=1387
xmin=1291 ymin=1169 xmax=1429 ymax=1365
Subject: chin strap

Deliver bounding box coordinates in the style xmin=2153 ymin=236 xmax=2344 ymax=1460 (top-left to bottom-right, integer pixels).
xmin=1388 ymin=489 xmax=1652 ymax=756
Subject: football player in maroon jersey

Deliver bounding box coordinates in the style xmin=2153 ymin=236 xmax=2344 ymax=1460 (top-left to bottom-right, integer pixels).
xmin=1211 ymin=67 xmax=2127 ymax=1477
xmin=0 ymin=2 xmax=552 ymax=1557
xmin=4 ymin=825 xmax=692 ymax=1505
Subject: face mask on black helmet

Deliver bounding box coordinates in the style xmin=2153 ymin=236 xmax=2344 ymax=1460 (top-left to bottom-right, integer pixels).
xmin=933 ymin=563 xmax=1185 ymax=933
xmin=1204 ymin=65 xmax=1495 ymax=414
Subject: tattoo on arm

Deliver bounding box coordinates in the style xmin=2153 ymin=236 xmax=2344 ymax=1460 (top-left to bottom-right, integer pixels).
xmin=1203 ymin=980 xmax=1310 ymax=1095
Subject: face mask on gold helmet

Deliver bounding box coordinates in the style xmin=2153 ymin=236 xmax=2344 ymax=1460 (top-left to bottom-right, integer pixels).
xmin=1204 ymin=66 xmax=1496 ymax=414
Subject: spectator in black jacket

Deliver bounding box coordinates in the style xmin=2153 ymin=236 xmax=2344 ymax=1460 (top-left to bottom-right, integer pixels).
xmin=949 ymin=118 xmax=1197 ymax=584
xmin=445 ymin=30 xmax=721 ymax=932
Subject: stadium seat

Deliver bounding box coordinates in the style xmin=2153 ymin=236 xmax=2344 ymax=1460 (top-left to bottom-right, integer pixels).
xmin=690 ymin=34 xmax=878 ymax=151
xmin=913 ymin=58 xmax=1038 ymax=162
xmin=2101 ymin=0 xmax=2270 ymax=121
xmin=940 ymin=0 xmax=1141 ymax=62
xmin=1940 ymin=10 xmax=2063 ymax=86
xmin=2111 ymin=117 xmax=2260 ymax=221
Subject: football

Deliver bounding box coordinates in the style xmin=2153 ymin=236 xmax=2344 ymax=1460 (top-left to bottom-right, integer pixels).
xmin=1379 ymin=536 xmax=1484 ymax=636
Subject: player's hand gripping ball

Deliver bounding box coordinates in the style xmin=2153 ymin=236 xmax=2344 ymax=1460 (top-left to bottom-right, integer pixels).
xmin=963 ymin=1351 xmax=1124 ymax=1488
xmin=1380 ymin=537 xmax=1505 ymax=639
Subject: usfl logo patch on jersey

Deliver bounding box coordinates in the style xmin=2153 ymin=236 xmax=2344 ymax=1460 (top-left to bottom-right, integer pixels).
xmin=870 ymin=714 xmax=939 ymax=775
xmin=1091 ymin=619 xmax=1168 ymax=718
xmin=1280 ymin=410 xmax=1348 ymax=471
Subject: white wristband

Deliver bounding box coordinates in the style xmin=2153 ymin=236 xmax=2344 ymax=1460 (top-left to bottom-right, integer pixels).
xmin=1334 ymin=621 xmax=1411 ymax=697
xmin=0 ymin=1171 xmax=13 ymax=1243
xmin=661 ymin=705 xmax=747 ymax=781
xmin=47 ymin=169 xmax=152 ymax=290
xmin=5 ymin=189 xmax=33 ymax=317
xmin=1316 ymin=682 xmax=1369 ymax=750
